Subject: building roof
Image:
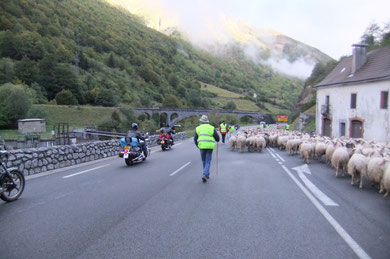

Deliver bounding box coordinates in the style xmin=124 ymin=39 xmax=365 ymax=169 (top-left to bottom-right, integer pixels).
xmin=316 ymin=46 xmax=390 ymax=88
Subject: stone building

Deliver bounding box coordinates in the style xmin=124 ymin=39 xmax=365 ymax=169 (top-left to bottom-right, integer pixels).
xmin=315 ymin=45 xmax=390 ymax=142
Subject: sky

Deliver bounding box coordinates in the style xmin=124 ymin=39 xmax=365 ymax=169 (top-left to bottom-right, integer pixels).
xmin=150 ymin=0 xmax=390 ymax=60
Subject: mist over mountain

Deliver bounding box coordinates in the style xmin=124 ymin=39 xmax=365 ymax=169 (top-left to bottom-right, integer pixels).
xmin=108 ymin=0 xmax=332 ymax=78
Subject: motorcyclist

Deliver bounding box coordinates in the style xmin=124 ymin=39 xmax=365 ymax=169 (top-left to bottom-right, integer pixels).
xmin=165 ymin=124 xmax=175 ymax=145
xmin=127 ymin=123 xmax=148 ymax=157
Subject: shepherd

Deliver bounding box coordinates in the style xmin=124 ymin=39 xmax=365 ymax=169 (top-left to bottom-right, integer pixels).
xmin=194 ymin=115 xmax=220 ymax=183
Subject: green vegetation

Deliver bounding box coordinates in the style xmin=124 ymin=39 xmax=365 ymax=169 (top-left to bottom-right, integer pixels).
xmin=0 ymin=0 xmax=305 ymax=130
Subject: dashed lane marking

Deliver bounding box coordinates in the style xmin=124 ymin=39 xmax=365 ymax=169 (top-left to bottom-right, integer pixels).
xmin=62 ymin=164 xmax=110 ymax=179
xmin=169 ymin=162 xmax=191 ymax=176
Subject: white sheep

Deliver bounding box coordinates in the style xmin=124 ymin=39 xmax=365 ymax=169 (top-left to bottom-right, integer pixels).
xmin=331 ymin=146 xmax=350 ymax=177
xmin=254 ymin=136 xmax=266 ymax=152
xmin=347 ymin=152 xmax=368 ymax=188
xmin=299 ymin=142 xmax=315 ymax=164
xmin=236 ymin=135 xmax=247 ymax=153
xmin=382 ymin=162 xmax=390 ymax=197
xmin=286 ymin=139 xmax=302 ymax=155
xmin=366 ymin=156 xmax=386 ymax=193
xmin=277 ymin=136 xmax=289 ymax=150
xmin=325 ymin=141 xmax=336 ymax=165
xmin=228 ymin=136 xmax=237 ymax=151
xmin=315 ymin=142 xmax=327 ymax=162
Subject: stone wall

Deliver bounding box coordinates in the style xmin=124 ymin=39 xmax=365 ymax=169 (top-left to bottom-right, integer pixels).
xmin=0 ymin=132 xmax=187 ymax=176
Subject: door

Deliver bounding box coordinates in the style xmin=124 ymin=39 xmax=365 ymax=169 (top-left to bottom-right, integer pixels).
xmin=323 ymin=118 xmax=331 ymax=137
xmin=350 ymin=120 xmax=363 ymax=138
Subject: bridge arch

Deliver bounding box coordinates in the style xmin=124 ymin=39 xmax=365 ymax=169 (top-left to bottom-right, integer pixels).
xmin=135 ymin=107 xmax=264 ymax=126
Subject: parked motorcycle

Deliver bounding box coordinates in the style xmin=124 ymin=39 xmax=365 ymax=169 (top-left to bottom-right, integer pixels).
xmin=119 ymin=134 xmax=150 ymax=166
xmin=0 ymin=150 xmax=25 ymax=202
xmin=157 ymin=132 xmax=173 ymax=151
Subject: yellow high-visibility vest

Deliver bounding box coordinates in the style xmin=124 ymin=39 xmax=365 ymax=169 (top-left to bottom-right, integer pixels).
xmin=220 ymin=123 xmax=227 ymax=133
xmin=196 ymin=124 xmax=216 ymax=149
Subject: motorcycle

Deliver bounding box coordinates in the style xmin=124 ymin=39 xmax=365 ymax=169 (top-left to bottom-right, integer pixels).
xmin=157 ymin=132 xmax=173 ymax=151
xmin=0 ymin=150 xmax=25 ymax=202
xmin=119 ymin=134 xmax=150 ymax=166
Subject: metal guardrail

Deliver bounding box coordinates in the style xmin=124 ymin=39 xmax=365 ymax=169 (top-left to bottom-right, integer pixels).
xmin=84 ymin=129 xmax=127 ymax=138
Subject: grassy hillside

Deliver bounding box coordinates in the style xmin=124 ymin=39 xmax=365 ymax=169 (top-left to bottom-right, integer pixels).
xmin=0 ymin=0 xmax=303 ymax=114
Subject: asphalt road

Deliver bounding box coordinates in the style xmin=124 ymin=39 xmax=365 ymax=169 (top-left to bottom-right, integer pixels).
xmin=1 ymin=137 xmax=390 ymax=258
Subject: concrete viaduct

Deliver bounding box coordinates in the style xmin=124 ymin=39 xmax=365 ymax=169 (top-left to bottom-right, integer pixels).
xmin=135 ymin=107 xmax=265 ymax=126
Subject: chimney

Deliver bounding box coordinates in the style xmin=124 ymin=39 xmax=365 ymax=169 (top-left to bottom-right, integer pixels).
xmin=351 ymin=44 xmax=368 ymax=74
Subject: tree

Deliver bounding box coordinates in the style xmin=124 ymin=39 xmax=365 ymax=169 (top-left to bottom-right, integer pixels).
xmin=0 ymin=83 xmax=32 ymax=127
xmin=95 ymin=88 xmax=117 ymax=107
xmin=15 ymin=56 xmax=39 ymax=85
xmin=55 ymin=89 xmax=78 ymax=105
xmin=224 ymin=100 xmax=236 ymax=110
xmin=0 ymin=58 xmax=15 ymax=84
xmin=162 ymin=94 xmax=181 ymax=107
xmin=168 ymin=73 xmax=179 ymax=88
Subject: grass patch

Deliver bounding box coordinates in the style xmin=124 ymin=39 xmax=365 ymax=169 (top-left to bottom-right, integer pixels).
xmin=201 ymin=83 xmax=243 ymax=98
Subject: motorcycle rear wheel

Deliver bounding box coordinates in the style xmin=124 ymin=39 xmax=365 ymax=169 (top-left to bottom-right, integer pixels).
xmin=161 ymin=145 xmax=166 ymax=151
xmin=1 ymin=170 xmax=25 ymax=202
xmin=125 ymin=158 xmax=133 ymax=166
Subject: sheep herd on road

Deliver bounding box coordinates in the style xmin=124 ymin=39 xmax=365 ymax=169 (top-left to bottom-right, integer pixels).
xmin=228 ymin=128 xmax=390 ymax=199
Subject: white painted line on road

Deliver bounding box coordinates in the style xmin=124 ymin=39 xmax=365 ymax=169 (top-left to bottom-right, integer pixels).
xmin=275 ymin=153 xmax=285 ymax=162
xmin=169 ymin=162 xmax=191 ymax=176
xmin=297 ymin=172 xmax=339 ymax=206
xmin=266 ymin=148 xmax=277 ymax=159
xmin=281 ymin=165 xmax=370 ymax=259
xmin=278 ymin=162 xmax=283 ymax=165
xmin=62 ymin=164 xmax=110 ymax=179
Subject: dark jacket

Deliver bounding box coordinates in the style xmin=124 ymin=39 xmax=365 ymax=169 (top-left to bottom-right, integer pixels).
xmin=127 ymin=129 xmax=144 ymax=140
xmin=193 ymin=126 xmax=220 ymax=147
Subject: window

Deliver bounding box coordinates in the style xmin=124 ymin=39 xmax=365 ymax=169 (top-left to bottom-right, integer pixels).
xmin=340 ymin=122 xmax=345 ymax=137
xmin=350 ymin=93 xmax=357 ymax=109
xmin=325 ymin=95 xmax=330 ymax=105
xmin=380 ymin=91 xmax=388 ymax=109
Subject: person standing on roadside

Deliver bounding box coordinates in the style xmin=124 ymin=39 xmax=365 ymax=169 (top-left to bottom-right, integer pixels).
xmin=219 ymin=121 xmax=228 ymax=144
xmin=194 ymin=115 xmax=220 ymax=183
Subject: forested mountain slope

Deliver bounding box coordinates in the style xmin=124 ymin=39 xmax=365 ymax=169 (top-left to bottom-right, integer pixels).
xmin=0 ymin=0 xmax=304 ymax=111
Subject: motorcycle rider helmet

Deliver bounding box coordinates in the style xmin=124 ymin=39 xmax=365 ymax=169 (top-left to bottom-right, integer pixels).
xmin=131 ymin=123 xmax=138 ymax=130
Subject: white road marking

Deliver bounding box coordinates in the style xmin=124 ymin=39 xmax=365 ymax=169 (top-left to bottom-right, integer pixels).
xmin=275 ymin=153 xmax=285 ymax=162
xmin=266 ymin=148 xmax=277 ymax=159
xmin=292 ymin=165 xmax=338 ymax=206
xmin=281 ymin=165 xmax=370 ymax=259
xmin=169 ymin=162 xmax=191 ymax=176
xmin=278 ymin=162 xmax=283 ymax=165
xmin=62 ymin=164 xmax=110 ymax=179
xmin=298 ymin=171 xmax=339 ymax=206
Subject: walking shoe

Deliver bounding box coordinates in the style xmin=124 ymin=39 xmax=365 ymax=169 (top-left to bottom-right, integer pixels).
xmin=205 ymin=175 xmax=209 ymax=179
xmin=202 ymin=176 xmax=207 ymax=183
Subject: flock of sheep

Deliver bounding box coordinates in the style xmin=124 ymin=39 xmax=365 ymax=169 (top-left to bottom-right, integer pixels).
xmin=228 ymin=128 xmax=390 ymax=198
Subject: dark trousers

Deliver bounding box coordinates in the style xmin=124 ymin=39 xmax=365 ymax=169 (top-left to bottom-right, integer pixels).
xmin=221 ymin=133 xmax=226 ymax=143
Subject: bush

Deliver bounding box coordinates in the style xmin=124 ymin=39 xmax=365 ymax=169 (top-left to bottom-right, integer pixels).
xmin=0 ymin=83 xmax=32 ymax=127
xmin=27 ymin=106 xmax=48 ymax=119
xmin=55 ymin=89 xmax=78 ymax=105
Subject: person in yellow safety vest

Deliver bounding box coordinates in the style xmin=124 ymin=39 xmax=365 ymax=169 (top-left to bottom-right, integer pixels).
xmin=219 ymin=121 xmax=228 ymax=144
xmin=286 ymin=124 xmax=290 ymax=131
xmin=227 ymin=123 xmax=235 ymax=139
xmin=194 ymin=115 xmax=220 ymax=183
xmin=267 ymin=124 xmax=271 ymax=129
xmin=260 ymin=124 xmax=264 ymax=129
